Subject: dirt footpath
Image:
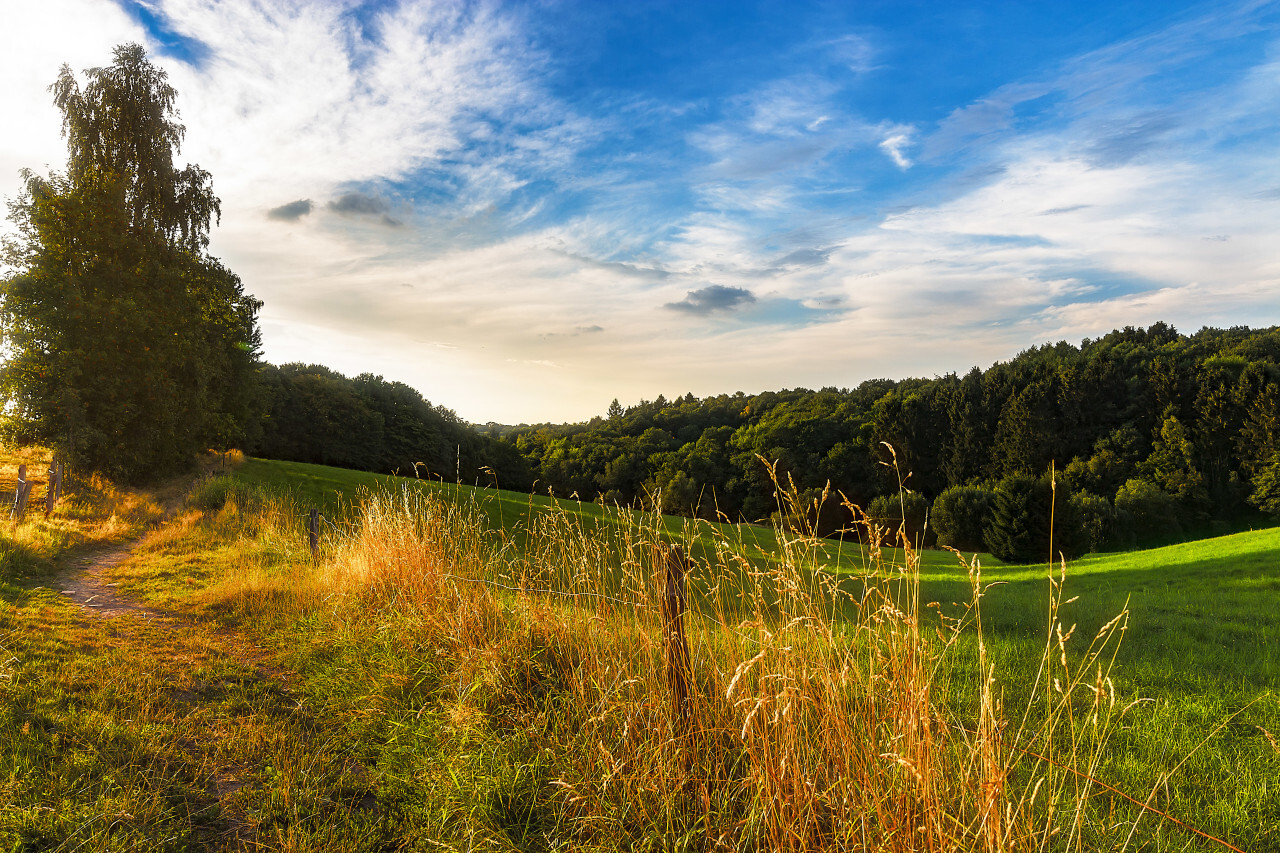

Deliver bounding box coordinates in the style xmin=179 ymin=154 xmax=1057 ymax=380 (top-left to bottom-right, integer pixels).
xmin=52 ymin=539 xmax=175 ymax=619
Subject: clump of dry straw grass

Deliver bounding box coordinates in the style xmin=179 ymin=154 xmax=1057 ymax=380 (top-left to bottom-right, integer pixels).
xmin=210 ymin=462 xmax=1137 ymax=852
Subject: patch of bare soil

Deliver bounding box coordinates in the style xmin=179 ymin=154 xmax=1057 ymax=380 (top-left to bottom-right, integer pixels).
xmin=48 ymin=476 xmax=192 ymax=619
xmin=51 ymin=540 xmax=178 ymax=619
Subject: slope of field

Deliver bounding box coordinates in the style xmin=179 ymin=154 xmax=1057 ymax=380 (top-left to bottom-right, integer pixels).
xmin=233 ymin=456 xmax=998 ymax=571
xmin=3 ymin=450 xmax=1275 ymax=851
xmin=230 ymin=456 xmax=1280 ymax=848
xmin=234 ymin=456 xmax=1280 ymax=685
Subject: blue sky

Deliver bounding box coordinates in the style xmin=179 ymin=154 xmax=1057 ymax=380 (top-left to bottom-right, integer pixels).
xmin=2 ymin=0 xmax=1279 ymax=423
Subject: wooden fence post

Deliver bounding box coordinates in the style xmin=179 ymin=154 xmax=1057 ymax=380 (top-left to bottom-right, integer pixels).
xmin=308 ymin=508 xmax=320 ymax=561
xmin=44 ymin=458 xmax=62 ymax=517
xmin=662 ymin=543 xmax=693 ymax=735
xmin=11 ymin=464 xmax=30 ymax=523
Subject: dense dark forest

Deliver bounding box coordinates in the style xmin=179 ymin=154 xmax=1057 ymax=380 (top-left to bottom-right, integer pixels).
xmin=491 ymin=323 xmax=1280 ymax=561
xmin=249 ymin=363 xmax=528 ymax=485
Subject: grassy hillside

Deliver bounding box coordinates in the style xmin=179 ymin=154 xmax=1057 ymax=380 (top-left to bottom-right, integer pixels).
xmin=2 ymin=450 xmax=1275 ymax=851
xmin=226 ymin=456 xmax=1279 ymax=849
xmin=235 ymin=456 xmax=1280 ymax=685
xmin=233 ymin=456 xmax=998 ymax=571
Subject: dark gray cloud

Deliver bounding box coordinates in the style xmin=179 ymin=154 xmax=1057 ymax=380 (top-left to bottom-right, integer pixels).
xmin=328 ymin=192 xmax=401 ymax=226
xmin=267 ymin=199 xmax=314 ymax=221
xmin=666 ymin=285 xmax=757 ymax=315
xmin=329 ymin=192 xmax=388 ymax=215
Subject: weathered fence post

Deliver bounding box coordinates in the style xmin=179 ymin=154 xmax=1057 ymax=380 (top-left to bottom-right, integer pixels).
xmin=11 ymin=464 xmax=31 ymax=523
xmin=44 ymin=458 xmax=62 ymax=517
xmin=662 ymin=542 xmax=693 ymax=735
xmin=308 ymin=508 xmax=320 ymax=561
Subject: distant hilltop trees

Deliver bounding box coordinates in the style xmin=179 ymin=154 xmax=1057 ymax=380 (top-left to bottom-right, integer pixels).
xmin=500 ymin=323 xmax=1280 ymax=559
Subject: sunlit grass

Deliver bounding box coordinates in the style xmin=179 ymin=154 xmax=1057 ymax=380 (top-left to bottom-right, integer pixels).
xmin=2 ymin=448 xmax=1275 ymax=850
xmin=201 ymin=461 xmax=1267 ymax=850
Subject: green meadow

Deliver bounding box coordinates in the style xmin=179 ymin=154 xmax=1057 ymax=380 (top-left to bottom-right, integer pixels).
xmin=230 ymin=456 xmax=1280 ymax=850
xmin=1 ymin=451 xmax=1275 ymax=851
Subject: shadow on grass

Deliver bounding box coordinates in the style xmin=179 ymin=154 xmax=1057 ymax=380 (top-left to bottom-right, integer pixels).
xmin=0 ymin=535 xmax=52 ymax=596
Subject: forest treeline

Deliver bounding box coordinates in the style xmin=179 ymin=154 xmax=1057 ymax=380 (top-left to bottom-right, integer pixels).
xmin=243 ymin=323 xmax=1280 ymax=562
xmin=489 ymin=323 xmax=1280 ymax=561
xmin=248 ymin=363 xmax=527 ymax=483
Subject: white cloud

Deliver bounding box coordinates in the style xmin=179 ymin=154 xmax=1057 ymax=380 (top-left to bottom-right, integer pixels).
xmin=878 ymin=131 xmax=914 ymax=169
xmin=826 ymin=33 xmax=876 ymax=75
xmin=158 ymin=0 xmax=572 ymax=203
xmin=0 ymin=1 xmax=142 ymax=222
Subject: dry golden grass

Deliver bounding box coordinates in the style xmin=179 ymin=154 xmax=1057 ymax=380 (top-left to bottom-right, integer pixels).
xmin=190 ymin=468 xmax=1139 ymax=852
xmin=5 ymin=446 xmax=1264 ymax=850
xmin=0 ymin=446 xmax=165 ymax=560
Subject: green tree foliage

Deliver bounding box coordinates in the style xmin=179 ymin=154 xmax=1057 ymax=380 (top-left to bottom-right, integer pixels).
xmin=649 ymin=425 xmax=735 ymax=518
xmin=939 ymin=368 xmax=992 ymax=487
xmin=931 ymin=485 xmax=994 ymax=553
xmin=1238 ymin=379 xmax=1279 ymax=476
xmin=496 ymin=324 xmax=1280 ymax=547
xmin=1139 ymin=410 xmax=1209 ymax=518
xmin=1058 ymin=427 xmax=1143 ymax=498
xmin=871 ymin=384 xmax=947 ymax=495
xmin=1248 ymin=454 xmax=1280 ymax=516
xmin=0 ymin=44 xmax=261 ymax=481
xmin=1114 ymin=478 xmax=1182 ymax=543
xmin=1192 ymin=361 xmax=1244 ymax=506
xmin=657 ymin=470 xmax=701 ymax=516
xmin=866 ymin=491 xmax=932 ymax=547
xmin=253 ymin=364 xmax=529 ymax=488
xmin=1072 ymin=491 xmax=1119 ymax=554
xmin=984 ymin=476 xmax=1055 ymax=564
xmin=991 ymin=375 xmax=1057 ymax=478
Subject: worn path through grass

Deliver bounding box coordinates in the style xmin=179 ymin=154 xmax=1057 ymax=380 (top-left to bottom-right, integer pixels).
xmin=0 ymin=463 xmax=393 ymax=851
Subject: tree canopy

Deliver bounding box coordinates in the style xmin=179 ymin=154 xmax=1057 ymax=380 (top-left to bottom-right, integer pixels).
xmin=250 ymin=364 xmax=529 ymax=487
xmin=497 ymin=323 xmax=1280 ymax=557
xmin=1 ymin=44 xmax=261 ymax=481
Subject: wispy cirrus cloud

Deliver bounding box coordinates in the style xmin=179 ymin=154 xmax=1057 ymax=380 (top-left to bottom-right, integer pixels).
xmin=156 ymin=0 xmax=591 ymax=229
